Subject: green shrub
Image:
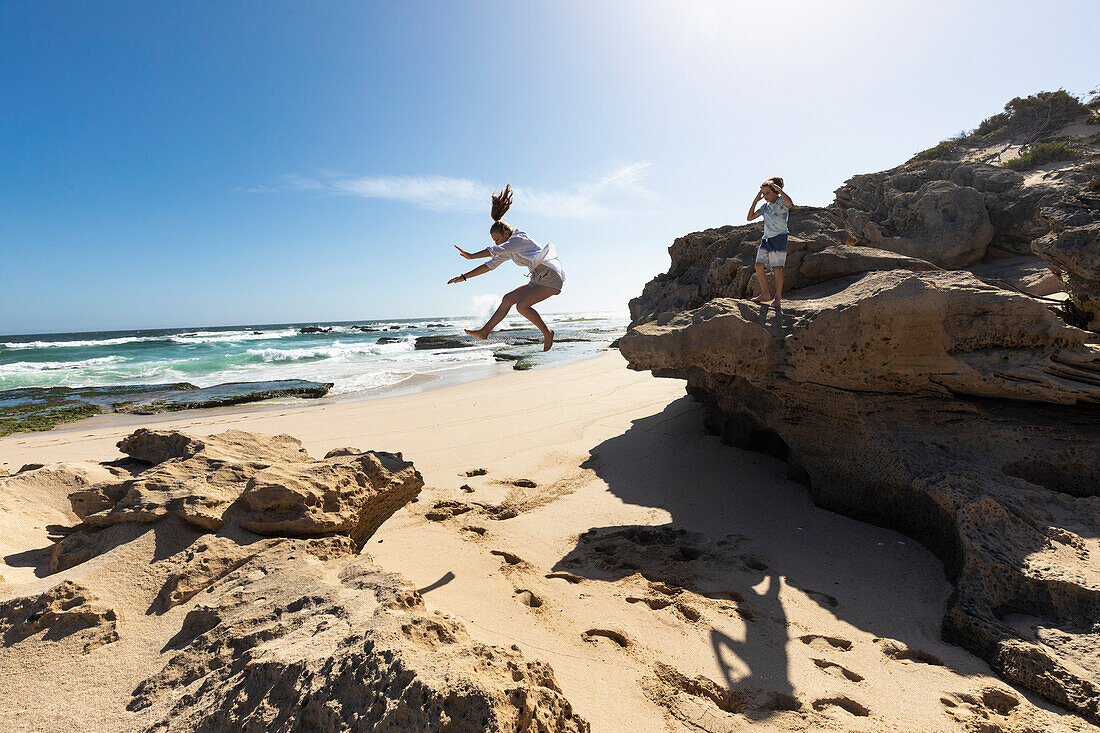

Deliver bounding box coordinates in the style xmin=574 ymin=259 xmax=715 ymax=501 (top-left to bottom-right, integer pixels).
xmin=908 ymin=140 xmax=959 ymax=164
xmin=975 ymin=112 xmax=1010 ymax=137
xmin=1003 ymin=90 xmax=1087 ymax=139
xmin=1002 ymin=141 xmax=1080 ymax=170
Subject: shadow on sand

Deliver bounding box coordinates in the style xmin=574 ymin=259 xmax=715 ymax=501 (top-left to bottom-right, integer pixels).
xmin=550 ymin=396 xmax=983 ymax=722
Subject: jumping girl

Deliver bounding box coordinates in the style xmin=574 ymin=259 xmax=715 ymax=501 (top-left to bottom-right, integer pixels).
xmin=448 ymin=184 xmax=565 ymax=351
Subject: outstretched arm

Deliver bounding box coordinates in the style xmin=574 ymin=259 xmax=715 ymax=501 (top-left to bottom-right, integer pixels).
xmin=747 ymin=191 xmax=764 ymax=221
xmin=448 ymin=263 xmax=492 ymax=284
xmin=455 ymin=245 xmax=492 ymax=259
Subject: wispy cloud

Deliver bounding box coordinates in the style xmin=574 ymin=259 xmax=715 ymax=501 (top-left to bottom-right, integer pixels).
xmin=247 ymin=163 xmax=658 ymax=219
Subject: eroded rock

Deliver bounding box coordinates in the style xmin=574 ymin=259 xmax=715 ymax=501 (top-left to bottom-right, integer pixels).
xmin=621 ymin=98 xmax=1100 ymax=722
xmin=239 ymin=450 xmax=423 ymax=549
xmin=62 ymin=429 xmax=423 ymax=567
xmin=0 ymin=580 xmax=118 ymax=653
xmin=130 ymin=539 xmax=589 ymax=732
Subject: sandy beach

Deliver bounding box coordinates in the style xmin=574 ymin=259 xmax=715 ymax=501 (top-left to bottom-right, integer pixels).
xmin=1 ymin=351 xmax=1087 ymax=732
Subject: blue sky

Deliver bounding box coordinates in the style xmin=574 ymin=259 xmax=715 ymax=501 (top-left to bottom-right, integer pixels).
xmin=2 ymin=0 xmax=1097 ymax=335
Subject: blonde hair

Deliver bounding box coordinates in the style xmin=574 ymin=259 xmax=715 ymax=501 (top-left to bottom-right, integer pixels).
xmin=490 ymin=184 xmax=515 ymax=238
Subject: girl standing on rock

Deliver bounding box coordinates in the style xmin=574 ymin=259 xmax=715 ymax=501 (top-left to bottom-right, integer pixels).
xmin=747 ymin=176 xmax=794 ymax=308
xmin=448 ymin=184 xmax=565 ymax=351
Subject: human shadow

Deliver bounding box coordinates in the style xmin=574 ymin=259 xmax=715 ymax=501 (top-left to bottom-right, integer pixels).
xmin=552 ymin=396 xmax=1008 ymax=722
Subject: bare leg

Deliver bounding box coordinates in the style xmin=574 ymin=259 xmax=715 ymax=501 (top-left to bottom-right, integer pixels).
xmin=516 ymin=284 xmax=560 ymax=351
xmin=465 ymin=285 xmax=527 ymax=340
xmin=752 ymin=262 xmax=772 ymax=303
xmin=773 ymin=266 xmax=784 ymax=309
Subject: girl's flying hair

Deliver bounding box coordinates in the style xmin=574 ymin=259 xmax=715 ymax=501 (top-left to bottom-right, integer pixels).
xmin=491 ymin=184 xmax=513 ymax=222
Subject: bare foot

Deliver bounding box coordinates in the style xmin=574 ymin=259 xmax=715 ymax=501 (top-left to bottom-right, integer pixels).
xmin=752 ymin=294 xmax=773 ymax=304
xmin=464 ymin=328 xmax=488 ymax=340
xmin=543 ymin=329 xmax=555 ymax=351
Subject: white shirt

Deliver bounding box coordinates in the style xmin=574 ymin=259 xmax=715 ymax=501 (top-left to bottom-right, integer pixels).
xmin=484 ymin=230 xmax=565 ymax=282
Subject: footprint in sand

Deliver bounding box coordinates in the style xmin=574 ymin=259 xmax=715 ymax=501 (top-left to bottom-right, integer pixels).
xmin=649 ymin=662 xmax=743 ymax=715
xmin=464 ymin=468 xmax=488 ymax=477
xmin=940 ymin=688 xmax=1019 ymax=718
xmin=424 ymin=500 xmax=473 ymax=521
xmin=490 ymin=550 xmax=525 ymax=566
xmin=461 ymin=525 xmax=486 ymax=535
xmin=811 ymin=696 xmax=871 ymax=717
xmin=544 ymin=572 xmax=583 ymax=584
xmin=513 ymin=589 xmax=543 ymax=608
xmin=874 ymin=637 xmax=943 ymax=666
xmin=812 ymin=658 xmax=864 ymax=682
xmin=798 ymin=634 xmax=853 ymax=652
xmin=740 ymin=554 xmax=768 ymax=572
xmin=626 ymin=596 xmax=672 ymax=610
xmin=581 ymin=628 xmax=631 ymax=648
xmin=802 ymin=588 xmax=839 ymax=608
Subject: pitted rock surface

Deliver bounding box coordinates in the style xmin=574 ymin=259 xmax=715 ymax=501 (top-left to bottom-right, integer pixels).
xmin=130 ymin=540 xmax=589 ymax=732
xmin=64 ymin=429 xmax=422 ymax=555
xmin=621 ymin=96 xmax=1100 ymax=722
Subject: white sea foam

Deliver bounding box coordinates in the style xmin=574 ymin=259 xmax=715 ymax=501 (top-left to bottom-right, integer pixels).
xmin=1 ymin=328 xmax=301 ymax=350
xmin=169 ymin=328 xmax=298 ymax=344
xmin=0 ymin=336 xmax=159 ymax=350
xmin=0 ymin=355 xmax=127 ymax=375
xmin=247 ymin=339 xmax=414 ymax=363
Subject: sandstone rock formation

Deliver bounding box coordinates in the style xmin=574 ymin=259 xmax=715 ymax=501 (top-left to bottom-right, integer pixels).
xmin=65 ymin=429 xmax=420 ymax=550
xmin=0 ymin=429 xmax=588 ymax=732
xmin=621 ymin=95 xmax=1100 ymax=722
xmin=0 ymin=580 xmax=118 ymax=653
xmin=132 ymin=538 xmax=588 ymax=732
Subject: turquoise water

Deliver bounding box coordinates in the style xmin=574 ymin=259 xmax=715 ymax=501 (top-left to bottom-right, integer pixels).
xmin=0 ymin=312 xmax=627 ymax=398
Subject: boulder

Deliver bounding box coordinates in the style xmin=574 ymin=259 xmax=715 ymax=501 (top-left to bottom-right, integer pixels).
xmin=841 ymin=179 xmax=994 ymax=267
xmin=117 ymin=428 xmax=311 ymax=466
xmin=415 ymin=335 xmax=478 ymax=349
xmin=64 ymin=429 xmax=423 ymax=561
xmin=239 ymin=450 xmax=423 ymax=549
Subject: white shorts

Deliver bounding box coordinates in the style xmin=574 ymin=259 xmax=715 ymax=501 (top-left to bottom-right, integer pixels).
xmin=755 ymin=233 xmax=788 ymax=268
xmin=529 ymin=264 xmax=564 ymax=291
xmin=755 ymin=248 xmax=787 ymax=268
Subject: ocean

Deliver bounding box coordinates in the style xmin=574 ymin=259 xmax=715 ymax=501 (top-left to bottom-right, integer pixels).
xmin=0 ymin=311 xmax=628 ymax=400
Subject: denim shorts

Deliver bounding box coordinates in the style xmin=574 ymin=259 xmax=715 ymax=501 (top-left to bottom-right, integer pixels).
xmin=755 ymin=232 xmax=788 ymax=268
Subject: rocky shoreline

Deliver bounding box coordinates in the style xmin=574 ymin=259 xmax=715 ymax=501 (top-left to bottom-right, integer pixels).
xmin=0 ymin=380 xmax=333 ymax=437
xmin=621 ymin=92 xmax=1100 ymax=721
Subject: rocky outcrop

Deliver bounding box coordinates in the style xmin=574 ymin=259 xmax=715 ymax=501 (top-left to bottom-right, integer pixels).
xmin=0 ymin=381 xmax=332 ymax=437
xmin=840 ymin=178 xmax=995 ymax=267
xmin=415 ymin=334 xmax=478 ymax=349
xmin=621 ymin=95 xmax=1100 ymax=722
xmin=132 ymin=539 xmax=588 ymax=732
xmin=3 ymin=429 xmax=588 ymax=731
xmin=1033 ymin=193 xmax=1100 ymax=327
xmin=62 ymin=429 xmax=422 ymax=557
